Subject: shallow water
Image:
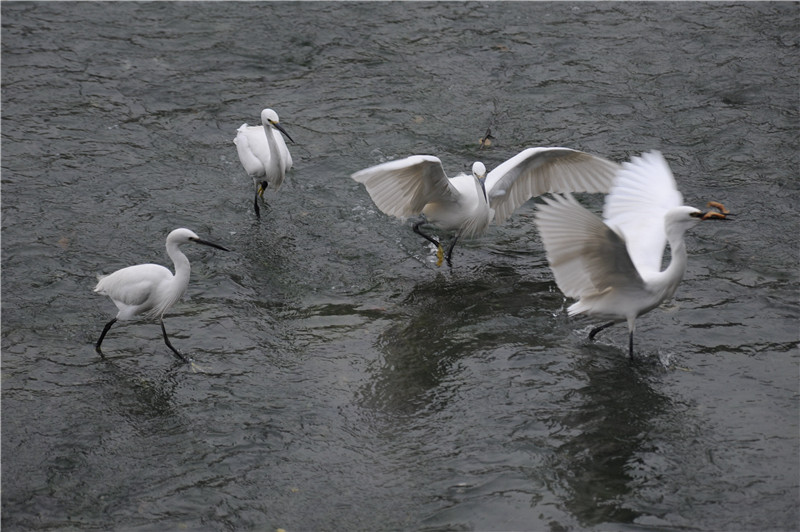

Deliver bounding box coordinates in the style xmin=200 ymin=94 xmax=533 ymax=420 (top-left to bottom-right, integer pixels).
xmin=2 ymin=2 xmax=799 ymax=530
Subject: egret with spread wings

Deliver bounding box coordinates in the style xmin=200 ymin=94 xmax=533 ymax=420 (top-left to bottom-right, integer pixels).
xmin=351 ymin=147 xmax=620 ymax=266
xmin=534 ymin=151 xmax=731 ymax=359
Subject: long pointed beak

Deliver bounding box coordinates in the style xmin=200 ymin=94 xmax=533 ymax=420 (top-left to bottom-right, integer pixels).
xmin=272 ymin=121 xmax=295 ymax=144
xmin=191 ymin=238 xmax=230 ymax=252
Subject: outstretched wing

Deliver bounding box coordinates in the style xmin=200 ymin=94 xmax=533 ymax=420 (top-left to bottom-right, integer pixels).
xmin=603 ymin=151 xmax=683 ymax=276
xmin=534 ymin=194 xmax=644 ymax=301
xmin=485 ymin=147 xmax=620 ymax=225
xmin=350 ymin=155 xmax=458 ymax=219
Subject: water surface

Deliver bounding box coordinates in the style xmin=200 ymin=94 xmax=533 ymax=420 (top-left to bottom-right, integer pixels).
xmin=3 ymin=2 xmax=798 ymax=530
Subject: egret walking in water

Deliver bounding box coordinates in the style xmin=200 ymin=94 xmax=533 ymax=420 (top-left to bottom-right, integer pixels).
xmin=534 ymin=151 xmax=731 ymax=359
xmin=94 ymin=228 xmax=229 ymax=362
xmin=234 ymin=108 xmax=294 ymax=218
xmin=351 ymin=147 xmax=620 ymax=266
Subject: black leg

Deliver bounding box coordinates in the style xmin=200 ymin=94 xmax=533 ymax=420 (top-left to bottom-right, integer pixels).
xmin=253 ymin=189 xmax=261 ymax=218
xmin=95 ymin=317 xmax=118 ymax=355
xmin=444 ymin=233 xmax=460 ymax=267
xmin=160 ymin=319 xmax=188 ymax=363
xmin=588 ymin=321 xmax=616 ymax=341
xmin=412 ymin=220 xmax=441 ymax=247
xmin=628 ymin=331 xmax=635 ymax=360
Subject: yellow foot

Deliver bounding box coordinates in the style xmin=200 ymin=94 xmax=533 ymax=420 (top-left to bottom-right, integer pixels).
xmin=436 ymin=244 xmax=445 ymax=267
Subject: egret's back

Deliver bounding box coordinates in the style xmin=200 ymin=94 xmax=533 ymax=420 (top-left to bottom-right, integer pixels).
xmin=95 ymin=263 xmax=179 ymax=320
xmin=423 ymin=172 xmax=492 ymax=236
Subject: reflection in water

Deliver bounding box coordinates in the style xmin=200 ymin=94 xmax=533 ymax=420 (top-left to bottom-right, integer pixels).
xmin=549 ymin=351 xmax=672 ymax=526
xmin=361 ymin=264 xmax=555 ymax=417
xmin=95 ymin=356 xmax=184 ymax=421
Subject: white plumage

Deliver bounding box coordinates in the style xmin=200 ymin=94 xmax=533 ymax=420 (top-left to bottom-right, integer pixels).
xmin=234 ymin=108 xmax=294 ymax=217
xmin=351 ymin=147 xmax=620 ymax=265
xmin=534 ymin=150 xmax=730 ymax=358
xmin=93 ymin=228 xmax=229 ymax=361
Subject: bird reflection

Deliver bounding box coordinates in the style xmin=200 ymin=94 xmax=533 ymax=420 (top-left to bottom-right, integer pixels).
xmin=360 ymin=265 xmax=550 ymax=417
xmin=95 ymin=356 xmax=183 ymax=421
xmin=548 ymin=351 xmax=672 ymax=526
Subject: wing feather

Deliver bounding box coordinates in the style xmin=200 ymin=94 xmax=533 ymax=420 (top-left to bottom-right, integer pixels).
xmin=234 ymin=124 xmax=267 ymax=177
xmin=486 ymin=147 xmax=620 ymax=225
xmin=95 ymin=264 xmax=173 ymax=316
xmin=603 ymin=151 xmax=683 ymax=275
xmin=351 ymin=155 xmax=458 ymax=219
xmin=535 ymin=194 xmax=644 ymax=301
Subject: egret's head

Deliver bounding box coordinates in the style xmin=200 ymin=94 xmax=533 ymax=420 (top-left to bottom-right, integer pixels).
xmin=261 ymin=108 xmax=280 ymax=124
xmin=167 ymin=228 xmax=229 ymax=251
xmin=665 ymin=201 xmax=730 ymax=237
xmin=261 ymin=108 xmax=295 ymax=143
xmin=168 ymin=228 xmax=201 ymax=244
xmin=472 ymin=161 xmax=487 ymax=181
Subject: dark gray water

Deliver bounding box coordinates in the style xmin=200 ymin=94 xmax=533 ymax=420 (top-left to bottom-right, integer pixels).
xmin=3 ymin=2 xmax=798 ymax=530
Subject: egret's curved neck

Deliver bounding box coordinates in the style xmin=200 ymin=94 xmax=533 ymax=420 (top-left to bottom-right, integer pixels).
xmin=477 ymin=176 xmax=488 ymax=203
xmin=262 ymin=120 xmax=282 ymax=174
xmin=660 ymin=226 xmax=689 ymax=299
xmin=166 ymin=241 xmax=191 ymax=288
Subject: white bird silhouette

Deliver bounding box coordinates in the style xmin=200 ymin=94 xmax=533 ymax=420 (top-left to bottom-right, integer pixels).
xmin=234 ymin=108 xmax=294 ymax=218
xmin=94 ymin=228 xmax=229 ymax=361
xmin=351 ymin=147 xmax=620 ymax=266
xmin=534 ymin=150 xmax=731 ymax=358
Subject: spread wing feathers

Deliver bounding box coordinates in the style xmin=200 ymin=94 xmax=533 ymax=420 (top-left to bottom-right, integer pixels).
xmin=535 ymin=194 xmax=644 ymax=302
xmin=350 ymin=155 xmax=459 ymax=219
xmin=94 ymin=264 xmax=174 ymax=318
xmin=485 ymin=147 xmax=621 ymax=225
xmin=234 ymin=124 xmax=267 ymax=177
xmin=603 ymin=150 xmax=683 ymax=275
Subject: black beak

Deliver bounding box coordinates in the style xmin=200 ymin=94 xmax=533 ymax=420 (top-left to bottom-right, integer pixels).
xmin=191 ymin=237 xmax=230 ymax=252
xmin=272 ymin=121 xmax=295 ymax=144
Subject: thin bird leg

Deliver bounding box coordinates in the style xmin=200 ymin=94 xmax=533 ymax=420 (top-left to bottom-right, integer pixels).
xmin=160 ymin=319 xmax=188 ymax=363
xmin=253 ymin=181 xmax=269 ymax=219
xmin=412 ymin=220 xmax=441 ymax=247
xmin=628 ymin=331 xmax=635 ymax=360
xmin=588 ymin=321 xmax=616 ymax=341
xmin=253 ymin=189 xmax=261 ymax=218
xmin=445 ymin=233 xmax=461 ymax=267
xmin=95 ymin=317 xmax=118 ymax=354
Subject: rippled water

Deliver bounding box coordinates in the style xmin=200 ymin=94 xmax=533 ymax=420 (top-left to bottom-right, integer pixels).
xmin=3 ymin=2 xmax=798 ymax=530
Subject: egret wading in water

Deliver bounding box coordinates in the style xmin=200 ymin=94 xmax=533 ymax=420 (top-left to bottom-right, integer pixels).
xmin=234 ymin=108 xmax=294 ymax=218
xmin=351 ymin=147 xmax=620 ymax=266
xmin=94 ymin=228 xmax=229 ymax=362
xmin=534 ymin=151 xmax=731 ymax=359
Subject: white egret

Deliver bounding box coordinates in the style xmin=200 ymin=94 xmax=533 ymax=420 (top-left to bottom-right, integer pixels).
xmin=534 ymin=151 xmax=731 ymax=359
xmin=94 ymin=228 xmax=229 ymax=362
xmin=234 ymin=108 xmax=294 ymax=218
xmin=351 ymin=147 xmax=620 ymax=266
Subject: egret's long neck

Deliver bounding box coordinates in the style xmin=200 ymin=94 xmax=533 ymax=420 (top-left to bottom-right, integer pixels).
xmin=477 ymin=176 xmax=488 ymax=203
xmin=167 ymin=241 xmax=191 ymax=290
xmin=660 ymin=225 xmax=689 ymax=299
xmin=263 ymin=121 xmax=282 ymax=175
